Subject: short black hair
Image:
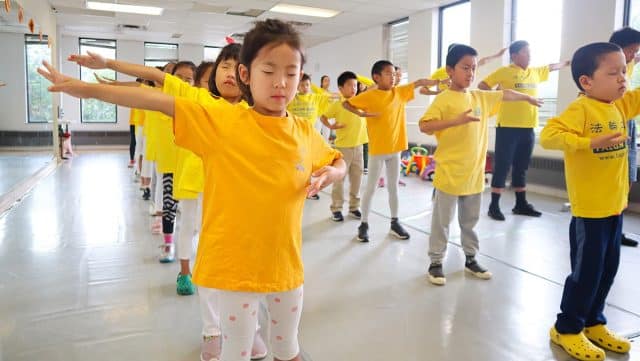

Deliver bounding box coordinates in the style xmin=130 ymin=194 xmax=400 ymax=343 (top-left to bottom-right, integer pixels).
xmin=300 ymin=73 xmax=311 ymax=82
xmin=446 ymin=44 xmax=477 ymax=68
xmin=571 ymin=42 xmax=622 ymax=91
xmin=337 ymin=71 xmax=357 ymax=87
xmin=371 ymin=60 xmax=394 ymax=78
xmin=509 ymin=40 xmax=529 ymax=55
xmin=447 ymin=43 xmax=461 ymax=54
xmin=171 ymin=61 xmax=197 ymax=76
xmin=209 ymin=43 xmax=241 ymax=96
xmin=609 ymin=27 xmax=640 ymax=48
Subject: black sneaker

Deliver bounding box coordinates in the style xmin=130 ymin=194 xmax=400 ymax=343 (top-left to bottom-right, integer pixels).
xmin=464 ymin=257 xmax=492 ymax=280
xmin=428 ymin=263 xmax=446 ymax=285
xmin=488 ymin=207 xmax=505 ymax=221
xmin=331 ymin=211 xmax=344 ymax=222
xmin=142 ymin=188 xmax=151 ymax=200
xmin=307 ymin=194 xmax=320 ymax=200
xmin=512 ymin=203 xmax=542 ymax=217
xmin=621 ymin=233 xmax=639 ymax=247
xmin=390 ymin=219 xmax=410 ymax=240
xmin=349 ymin=209 xmax=362 ymax=219
xmin=357 ymin=222 xmax=369 ymax=242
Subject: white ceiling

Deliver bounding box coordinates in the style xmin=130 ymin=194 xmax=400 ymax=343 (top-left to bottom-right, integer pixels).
xmin=1 ymin=0 xmax=457 ymax=47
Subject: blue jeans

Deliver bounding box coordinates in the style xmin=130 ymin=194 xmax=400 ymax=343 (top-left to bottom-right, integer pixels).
xmin=491 ymin=127 xmax=535 ymax=189
xmin=555 ymin=216 xmax=622 ymax=333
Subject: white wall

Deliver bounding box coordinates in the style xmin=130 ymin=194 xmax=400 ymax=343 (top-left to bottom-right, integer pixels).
xmin=305 ymin=26 xmax=385 ymax=92
xmin=180 ymin=43 xmax=204 ymax=65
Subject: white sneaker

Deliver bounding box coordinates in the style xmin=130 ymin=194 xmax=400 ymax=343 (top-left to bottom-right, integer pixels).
xmin=159 ymin=243 xmax=175 ymax=263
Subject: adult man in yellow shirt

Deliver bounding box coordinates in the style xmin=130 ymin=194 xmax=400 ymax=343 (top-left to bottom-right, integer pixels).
xmin=479 ymin=40 xmax=570 ymax=220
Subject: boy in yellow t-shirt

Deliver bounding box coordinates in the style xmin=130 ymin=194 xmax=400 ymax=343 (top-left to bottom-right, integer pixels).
xmin=540 ymin=43 xmax=640 ymax=361
xmin=320 ymin=71 xmax=368 ymax=222
xmin=419 ymin=44 xmax=541 ymax=286
xmin=344 ymin=60 xmax=438 ymax=242
xmin=479 ymin=40 xmax=570 ymax=221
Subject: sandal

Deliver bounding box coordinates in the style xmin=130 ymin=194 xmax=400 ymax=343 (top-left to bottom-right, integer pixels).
xmin=550 ymin=326 xmax=605 ymax=361
xmin=584 ymin=324 xmax=631 ymax=354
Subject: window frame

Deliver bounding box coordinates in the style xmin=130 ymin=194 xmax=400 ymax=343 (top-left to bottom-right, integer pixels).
xmin=144 ymin=41 xmax=179 ymax=67
xmin=79 ymin=37 xmax=118 ymax=123
xmin=388 ymin=17 xmax=409 ymax=84
xmin=437 ymin=0 xmax=471 ymax=68
xmin=204 ymin=45 xmax=222 ymax=61
xmin=25 ymin=34 xmax=51 ymax=123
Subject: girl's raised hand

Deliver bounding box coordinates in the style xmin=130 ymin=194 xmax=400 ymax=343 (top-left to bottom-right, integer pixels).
xmin=307 ymin=165 xmax=344 ymax=197
xmin=38 ymin=60 xmax=91 ymax=99
xmin=68 ymin=51 xmax=108 ymax=69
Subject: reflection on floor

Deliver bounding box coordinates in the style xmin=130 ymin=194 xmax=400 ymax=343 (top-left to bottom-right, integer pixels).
xmin=0 ymin=151 xmax=638 ymax=361
xmin=0 ymin=153 xmax=53 ymax=195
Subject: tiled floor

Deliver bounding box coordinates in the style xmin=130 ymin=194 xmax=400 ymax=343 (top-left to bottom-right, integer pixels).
xmin=0 ymin=151 xmax=638 ymax=361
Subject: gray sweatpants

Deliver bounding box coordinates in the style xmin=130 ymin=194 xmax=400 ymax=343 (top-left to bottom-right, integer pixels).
xmin=428 ymin=189 xmax=481 ymax=264
xmin=361 ymin=152 xmax=401 ymax=223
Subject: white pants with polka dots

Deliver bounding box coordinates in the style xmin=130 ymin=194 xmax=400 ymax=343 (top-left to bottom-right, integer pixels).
xmin=214 ymin=285 xmax=304 ymax=361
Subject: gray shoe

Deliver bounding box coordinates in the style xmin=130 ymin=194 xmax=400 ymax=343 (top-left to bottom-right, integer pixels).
xmin=465 ymin=257 xmax=492 ymax=280
xmin=428 ymin=263 xmax=446 ymax=285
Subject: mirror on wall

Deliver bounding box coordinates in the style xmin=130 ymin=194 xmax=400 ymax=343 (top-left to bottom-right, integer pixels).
xmin=0 ymin=0 xmax=56 ymax=201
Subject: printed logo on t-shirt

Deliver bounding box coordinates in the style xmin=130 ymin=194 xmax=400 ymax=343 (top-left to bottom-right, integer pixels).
xmin=295 ymin=146 xmax=306 ymax=172
xmin=473 ymin=107 xmax=482 ymax=117
xmin=514 ymin=83 xmax=537 ymax=90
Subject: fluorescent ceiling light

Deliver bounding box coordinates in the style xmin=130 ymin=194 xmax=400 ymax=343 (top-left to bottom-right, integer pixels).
xmin=269 ymin=3 xmax=339 ymax=18
xmin=86 ymin=1 xmax=164 ymax=16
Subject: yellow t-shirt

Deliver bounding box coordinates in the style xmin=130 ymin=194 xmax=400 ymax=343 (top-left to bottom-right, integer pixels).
xmin=287 ymin=93 xmax=331 ymax=124
xmin=627 ymin=60 xmax=635 ymax=82
xmin=356 ymin=74 xmax=375 ymax=87
xmin=143 ymin=109 xmax=165 ymax=162
xmin=346 ymin=83 xmax=415 ymax=156
xmin=482 ymin=64 xmax=550 ymax=128
xmin=430 ymin=67 xmax=450 ymax=91
xmin=174 ymin=97 xmax=342 ymax=292
xmin=322 ymin=97 xmax=368 ymax=148
xmin=540 ymin=91 xmax=640 ymax=218
xmin=420 ymin=89 xmax=503 ymax=195
xmin=163 ymin=73 xmax=250 ymax=199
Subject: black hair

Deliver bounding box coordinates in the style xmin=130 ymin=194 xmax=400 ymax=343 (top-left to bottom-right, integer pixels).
xmin=162 ymin=61 xmax=176 ymax=72
xmin=609 ymin=27 xmax=640 ymax=48
xmin=194 ymin=61 xmax=214 ymax=87
xmin=171 ymin=61 xmax=197 ymax=76
xmin=509 ymin=40 xmax=529 ymax=55
xmin=571 ymin=42 xmax=622 ymax=91
xmin=320 ymin=75 xmax=329 ymax=85
xmin=446 ymin=44 xmax=478 ymax=68
xmin=301 ymin=73 xmax=311 ymax=82
xmin=447 ymin=43 xmax=461 ymax=54
xmin=371 ymin=60 xmax=394 ymax=78
xmin=237 ymin=18 xmax=305 ymax=106
xmin=394 ymin=65 xmax=400 ymax=71
xmin=337 ymin=71 xmax=357 ymax=87
xmin=208 ymin=43 xmax=241 ymax=96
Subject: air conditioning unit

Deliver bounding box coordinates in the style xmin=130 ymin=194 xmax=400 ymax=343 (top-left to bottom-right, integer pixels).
xmin=116 ymin=24 xmax=148 ymax=32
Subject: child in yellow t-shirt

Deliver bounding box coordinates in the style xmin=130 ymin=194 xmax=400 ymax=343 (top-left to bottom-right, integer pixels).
xmin=478 ymin=40 xmax=570 ymax=221
xmin=419 ymin=44 xmax=541 ymax=286
xmin=540 ymin=43 xmax=640 ymax=361
xmin=43 ymin=18 xmax=346 ymax=361
xmin=320 ymin=71 xmax=368 ymax=222
xmin=344 ymin=60 xmax=438 ymax=242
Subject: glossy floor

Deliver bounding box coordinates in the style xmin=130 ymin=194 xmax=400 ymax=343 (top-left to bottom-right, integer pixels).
xmin=0 ymin=152 xmax=638 ymax=361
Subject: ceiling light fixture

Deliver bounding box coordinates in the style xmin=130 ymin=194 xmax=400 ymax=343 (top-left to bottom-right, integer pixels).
xmin=269 ymin=3 xmax=339 ymax=18
xmin=86 ymin=1 xmax=164 ymax=16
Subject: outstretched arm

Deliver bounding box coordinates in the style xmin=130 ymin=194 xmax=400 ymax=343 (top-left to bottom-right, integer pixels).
xmin=69 ymin=51 xmax=165 ymax=85
xmin=419 ymin=109 xmax=480 ymax=135
xmin=412 ymin=78 xmax=441 ymax=88
xmin=502 ymin=89 xmax=543 ymax=107
xmin=478 ymin=47 xmax=507 ymax=67
xmin=94 ymin=73 xmax=143 ymax=87
xmin=549 ymin=60 xmax=571 ymax=72
xmin=342 ymin=101 xmax=379 ymax=118
xmin=39 ymin=60 xmax=174 ymax=117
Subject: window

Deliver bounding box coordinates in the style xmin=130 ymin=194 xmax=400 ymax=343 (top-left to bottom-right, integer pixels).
xmin=79 ymin=38 xmax=117 ymax=123
xmin=388 ymin=18 xmax=409 ymax=84
xmin=25 ymin=34 xmax=52 ymax=123
xmin=438 ymin=0 xmax=470 ymax=67
xmin=145 ymin=42 xmax=178 ymax=67
xmin=624 ymin=0 xmax=640 ymax=89
xmin=204 ymin=46 xmax=222 ymax=61
xmin=512 ymin=0 xmax=563 ymax=123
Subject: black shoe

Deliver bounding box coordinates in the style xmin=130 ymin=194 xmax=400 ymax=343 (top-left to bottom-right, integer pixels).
xmin=390 ymin=219 xmax=410 ymax=240
xmin=307 ymin=194 xmax=320 ymax=200
xmin=464 ymin=256 xmax=492 ymax=280
xmin=142 ymin=188 xmax=151 ymax=200
xmin=488 ymin=207 xmax=505 ymax=221
xmin=428 ymin=263 xmax=446 ymax=285
xmin=512 ymin=203 xmax=542 ymax=217
xmin=357 ymin=222 xmax=369 ymax=242
xmin=349 ymin=209 xmax=362 ymax=219
xmin=331 ymin=211 xmax=344 ymax=222
xmin=621 ymin=233 xmax=639 ymax=247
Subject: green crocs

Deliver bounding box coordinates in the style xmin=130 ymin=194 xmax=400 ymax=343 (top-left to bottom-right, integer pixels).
xmin=176 ymin=273 xmax=196 ymax=296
